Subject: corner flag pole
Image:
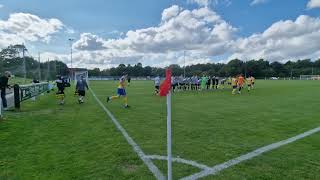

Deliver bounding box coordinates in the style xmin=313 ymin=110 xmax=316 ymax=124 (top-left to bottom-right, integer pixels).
xmin=167 ymin=90 xmax=172 ymax=180
xmin=159 ymin=68 xmax=173 ymax=180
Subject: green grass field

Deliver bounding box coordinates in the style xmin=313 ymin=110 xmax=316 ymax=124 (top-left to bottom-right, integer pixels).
xmin=1 ymin=80 xmax=320 ymax=179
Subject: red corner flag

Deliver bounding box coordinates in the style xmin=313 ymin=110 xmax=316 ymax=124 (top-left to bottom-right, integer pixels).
xmin=159 ymin=68 xmax=172 ymax=96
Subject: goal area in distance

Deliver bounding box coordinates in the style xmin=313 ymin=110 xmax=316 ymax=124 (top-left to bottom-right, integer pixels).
xmin=300 ymin=75 xmax=320 ymax=80
xmin=74 ymin=71 xmax=89 ymax=84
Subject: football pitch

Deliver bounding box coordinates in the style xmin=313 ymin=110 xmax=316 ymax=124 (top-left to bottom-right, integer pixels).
xmin=1 ymin=80 xmax=320 ymax=179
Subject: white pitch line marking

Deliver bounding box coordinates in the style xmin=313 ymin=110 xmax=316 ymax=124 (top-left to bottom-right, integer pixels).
xmin=145 ymin=155 xmax=211 ymax=170
xmin=90 ymin=89 xmax=165 ymax=180
xmin=181 ymin=126 xmax=320 ymax=180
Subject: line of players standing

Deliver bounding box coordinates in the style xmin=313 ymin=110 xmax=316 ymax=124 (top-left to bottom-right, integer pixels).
xmin=154 ymin=75 xmax=255 ymax=95
xmin=171 ymin=76 xmax=224 ymax=91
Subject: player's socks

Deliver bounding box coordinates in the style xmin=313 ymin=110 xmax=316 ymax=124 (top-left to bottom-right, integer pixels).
xmin=80 ymin=96 xmax=84 ymax=103
xmin=124 ymin=97 xmax=128 ymax=106
xmin=232 ymin=89 xmax=237 ymax=94
xmin=111 ymin=96 xmax=119 ymax=100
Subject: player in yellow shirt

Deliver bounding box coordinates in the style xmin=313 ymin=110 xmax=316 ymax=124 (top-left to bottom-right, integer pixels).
xmin=251 ymin=76 xmax=255 ymax=89
xmin=246 ymin=76 xmax=253 ymax=92
xmin=231 ymin=75 xmax=238 ymax=95
xmin=107 ymin=75 xmax=129 ymax=108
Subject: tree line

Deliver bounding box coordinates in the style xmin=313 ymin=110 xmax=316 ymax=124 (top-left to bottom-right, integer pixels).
xmin=2 ymin=44 xmax=320 ymax=79
xmin=89 ymin=59 xmax=320 ymax=78
xmin=0 ymin=45 xmax=69 ymax=80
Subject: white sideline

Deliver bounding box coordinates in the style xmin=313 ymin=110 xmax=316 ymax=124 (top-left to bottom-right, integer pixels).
xmin=181 ymin=127 xmax=320 ymax=180
xmin=89 ymin=89 xmax=165 ymax=180
xmin=145 ymin=155 xmax=211 ymax=170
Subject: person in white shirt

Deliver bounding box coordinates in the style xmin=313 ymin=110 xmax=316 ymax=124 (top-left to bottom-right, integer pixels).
xmin=154 ymin=76 xmax=161 ymax=95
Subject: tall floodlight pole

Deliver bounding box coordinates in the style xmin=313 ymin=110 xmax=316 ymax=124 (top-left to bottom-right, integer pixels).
xmin=183 ymin=50 xmax=186 ymax=78
xmin=47 ymin=58 xmax=50 ymax=81
xmin=38 ymin=52 xmax=41 ymax=81
xmin=58 ymin=62 xmax=61 ymax=75
xmin=22 ymin=46 xmax=27 ymax=82
xmin=54 ymin=60 xmax=57 ymax=77
xmin=69 ymin=38 xmax=74 ymax=79
xmin=245 ymin=60 xmax=247 ymax=78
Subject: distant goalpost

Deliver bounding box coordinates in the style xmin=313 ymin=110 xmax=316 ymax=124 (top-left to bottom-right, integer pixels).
xmin=74 ymin=70 xmax=89 ymax=85
xmin=300 ymin=75 xmax=320 ymax=80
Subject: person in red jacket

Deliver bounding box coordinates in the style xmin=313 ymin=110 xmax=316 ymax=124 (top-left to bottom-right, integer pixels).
xmin=237 ymin=74 xmax=245 ymax=94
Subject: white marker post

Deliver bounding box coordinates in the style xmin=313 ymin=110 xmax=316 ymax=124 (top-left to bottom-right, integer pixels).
xmin=167 ymin=91 xmax=172 ymax=180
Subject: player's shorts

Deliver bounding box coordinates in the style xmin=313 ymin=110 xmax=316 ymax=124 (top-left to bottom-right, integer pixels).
xmin=56 ymin=90 xmax=64 ymax=95
xmin=248 ymin=84 xmax=252 ymax=87
xmin=56 ymin=90 xmax=65 ymax=99
xmin=78 ymin=90 xmax=85 ymax=96
xmin=232 ymin=85 xmax=237 ymax=89
xmin=155 ymin=86 xmax=160 ymax=90
xmin=117 ymin=88 xmax=126 ymax=96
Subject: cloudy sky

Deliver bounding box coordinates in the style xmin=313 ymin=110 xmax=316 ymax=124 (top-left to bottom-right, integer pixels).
xmin=0 ymin=0 xmax=320 ymax=68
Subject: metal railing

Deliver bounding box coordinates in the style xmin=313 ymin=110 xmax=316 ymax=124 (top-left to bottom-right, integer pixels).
xmin=14 ymin=82 xmax=49 ymax=109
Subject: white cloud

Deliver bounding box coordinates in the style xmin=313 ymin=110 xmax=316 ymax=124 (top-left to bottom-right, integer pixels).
xmin=66 ymin=5 xmax=320 ymax=68
xmin=188 ymin=0 xmax=231 ymax=7
xmin=73 ymin=33 xmax=107 ymax=51
xmin=65 ymin=27 xmax=76 ymax=34
xmin=68 ymin=5 xmax=237 ymax=68
xmin=162 ymin=5 xmax=181 ymax=21
xmin=108 ymin=30 xmax=123 ymax=36
xmin=0 ymin=13 xmax=64 ymax=48
xmin=307 ymin=0 xmax=320 ymax=9
xmin=0 ymin=4 xmax=4 ymax=8
xmin=38 ymin=5 xmax=320 ymax=69
xmin=250 ymin=0 xmax=269 ymax=6
xmin=188 ymin=0 xmax=211 ymax=7
xmin=229 ymin=15 xmax=320 ymax=61
xmin=75 ymin=6 xmax=236 ymax=54
xmin=0 ymin=32 xmax=24 ymax=49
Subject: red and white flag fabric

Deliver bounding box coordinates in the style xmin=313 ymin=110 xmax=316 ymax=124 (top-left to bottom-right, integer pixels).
xmin=159 ymin=68 xmax=172 ymax=97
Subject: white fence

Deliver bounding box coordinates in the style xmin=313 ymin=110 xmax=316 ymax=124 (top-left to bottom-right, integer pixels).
xmin=300 ymin=75 xmax=320 ymax=80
